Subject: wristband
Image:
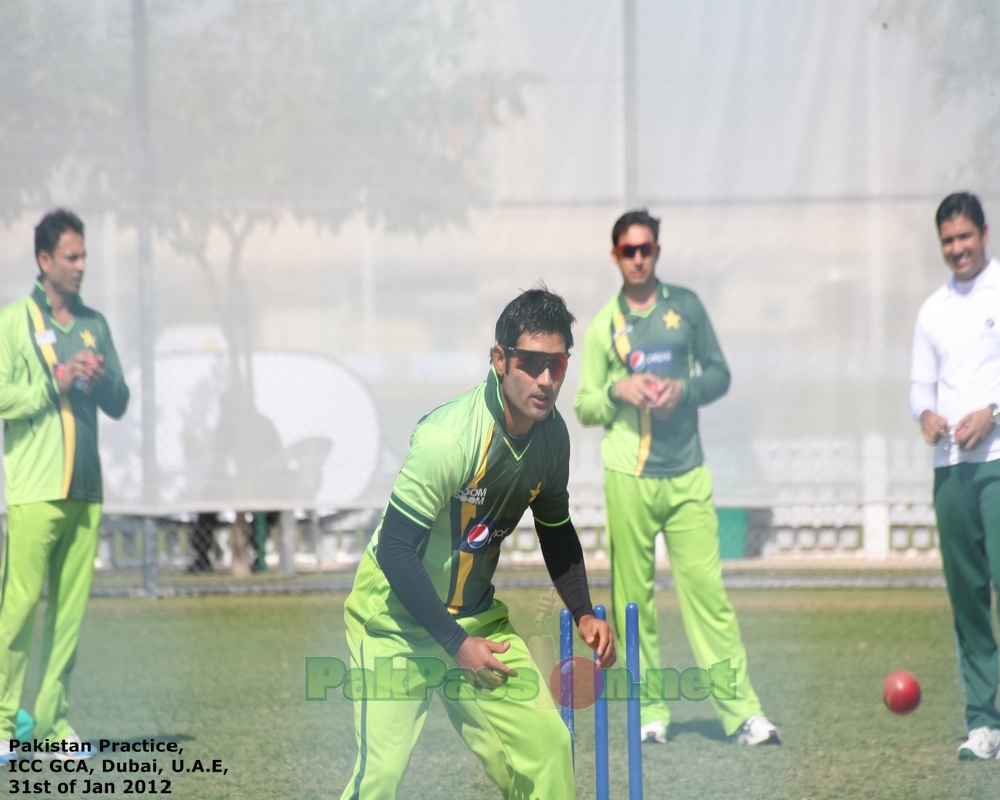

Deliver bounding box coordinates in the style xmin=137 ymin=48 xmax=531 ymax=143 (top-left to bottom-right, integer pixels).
xmin=991 ymin=403 xmax=1000 ymax=427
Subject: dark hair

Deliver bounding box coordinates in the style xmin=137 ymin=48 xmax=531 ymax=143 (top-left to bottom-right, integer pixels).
xmin=612 ymin=209 xmax=660 ymax=246
xmin=494 ymin=287 xmax=575 ymax=353
xmin=936 ymin=192 xmax=986 ymax=234
xmin=35 ymin=208 xmax=85 ymax=258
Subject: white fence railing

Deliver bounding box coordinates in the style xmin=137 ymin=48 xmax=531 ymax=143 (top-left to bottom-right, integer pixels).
xmin=0 ymin=433 xmax=942 ymax=588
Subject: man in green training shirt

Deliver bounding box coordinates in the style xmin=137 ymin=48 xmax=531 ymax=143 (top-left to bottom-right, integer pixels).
xmin=339 ymin=288 xmax=614 ymax=800
xmin=575 ymin=210 xmax=779 ymax=747
xmin=0 ymin=209 xmax=129 ymax=762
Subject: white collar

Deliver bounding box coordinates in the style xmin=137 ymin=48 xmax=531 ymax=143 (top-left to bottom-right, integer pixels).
xmin=948 ymin=257 xmax=998 ymax=297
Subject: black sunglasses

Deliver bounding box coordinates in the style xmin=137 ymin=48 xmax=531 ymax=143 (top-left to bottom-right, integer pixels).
xmin=613 ymin=241 xmax=656 ymax=259
xmin=504 ymin=348 xmax=570 ymax=380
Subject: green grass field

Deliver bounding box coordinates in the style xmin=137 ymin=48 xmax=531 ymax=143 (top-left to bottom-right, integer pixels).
xmin=12 ymin=585 xmax=1000 ymax=799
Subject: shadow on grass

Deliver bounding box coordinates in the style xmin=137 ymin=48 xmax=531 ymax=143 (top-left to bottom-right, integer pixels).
xmin=666 ymin=719 xmax=728 ymax=743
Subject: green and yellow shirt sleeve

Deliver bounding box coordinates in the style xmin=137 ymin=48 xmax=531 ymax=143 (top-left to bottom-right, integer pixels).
xmin=0 ymin=298 xmax=59 ymax=420
xmin=683 ymin=292 xmax=730 ymax=407
xmin=90 ymin=311 xmax=129 ymax=420
xmin=574 ymin=297 xmax=627 ymax=427
xmin=385 ymin=421 xmax=470 ymax=530
xmin=0 ymin=296 xmax=66 ymax=506
xmin=365 ymin=415 xmax=475 ymax=652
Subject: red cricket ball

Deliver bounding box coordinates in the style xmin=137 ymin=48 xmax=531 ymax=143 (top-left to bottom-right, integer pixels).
xmin=882 ymin=670 xmax=921 ymax=715
xmin=549 ymin=657 xmax=604 ymax=710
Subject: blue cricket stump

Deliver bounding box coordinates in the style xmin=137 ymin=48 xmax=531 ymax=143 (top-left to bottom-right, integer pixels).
xmin=559 ymin=603 xmax=643 ymax=800
xmin=625 ymin=602 xmax=643 ymax=800
xmin=559 ymin=607 xmax=575 ymax=763
xmin=594 ymin=605 xmax=610 ymax=800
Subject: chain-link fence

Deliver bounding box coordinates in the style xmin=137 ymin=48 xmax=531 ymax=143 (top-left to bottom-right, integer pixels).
xmin=2 ymin=1 xmax=998 ymax=587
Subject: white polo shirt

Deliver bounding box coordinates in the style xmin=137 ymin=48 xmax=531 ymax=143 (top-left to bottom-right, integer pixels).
xmin=910 ymin=258 xmax=1000 ymax=468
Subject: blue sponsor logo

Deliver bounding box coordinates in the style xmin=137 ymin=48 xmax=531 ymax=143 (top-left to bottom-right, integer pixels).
xmin=462 ymin=520 xmax=517 ymax=551
xmin=628 ymin=348 xmax=672 ymax=372
xmin=645 ymin=349 xmax=673 ymax=366
xmin=467 ymin=523 xmax=491 ymax=549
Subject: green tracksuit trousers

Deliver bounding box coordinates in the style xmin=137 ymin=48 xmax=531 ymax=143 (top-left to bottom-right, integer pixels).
xmin=339 ymin=555 xmax=575 ymax=800
xmin=0 ymin=500 xmax=101 ymax=742
xmin=605 ymin=467 xmax=762 ymax=736
xmin=934 ymin=459 xmax=1000 ymax=731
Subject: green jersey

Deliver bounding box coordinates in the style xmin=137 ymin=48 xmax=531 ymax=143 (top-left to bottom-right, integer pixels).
xmin=574 ymin=282 xmax=730 ymax=478
xmin=366 ymin=368 xmax=571 ymax=622
xmin=0 ymin=283 xmax=129 ymax=506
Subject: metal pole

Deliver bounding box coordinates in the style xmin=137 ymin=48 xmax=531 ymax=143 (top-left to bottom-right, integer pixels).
xmin=310 ymin=510 xmax=322 ymax=574
xmin=142 ymin=517 xmax=157 ymax=597
xmin=867 ymin=22 xmax=884 ymax=356
xmin=623 ymin=0 xmax=638 ymax=207
xmin=594 ymin=605 xmax=610 ymax=800
xmin=626 ymin=602 xmax=643 ymax=799
xmin=559 ymin=608 xmax=575 ymax=764
xmin=132 ymin=0 xmax=158 ymax=598
xmin=254 ymin=512 xmax=268 ymax=572
xmin=361 ymin=216 xmax=374 ymax=353
xmin=278 ymin=510 xmax=297 ymax=575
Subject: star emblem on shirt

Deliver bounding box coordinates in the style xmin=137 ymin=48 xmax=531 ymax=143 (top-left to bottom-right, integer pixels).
xmin=528 ymin=482 xmax=542 ymax=503
xmin=80 ymin=329 xmax=97 ymax=349
xmin=663 ymin=310 xmax=681 ymax=329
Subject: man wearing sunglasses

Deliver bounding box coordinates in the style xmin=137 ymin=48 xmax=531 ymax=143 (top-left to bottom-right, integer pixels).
xmin=575 ymin=210 xmax=779 ymax=748
xmin=339 ymin=288 xmax=614 ymax=800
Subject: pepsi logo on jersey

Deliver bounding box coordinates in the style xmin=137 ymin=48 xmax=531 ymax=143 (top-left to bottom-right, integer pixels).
xmin=467 ymin=524 xmax=491 ymax=549
xmin=464 ymin=521 xmax=515 ymax=550
xmin=628 ymin=348 xmax=673 ymax=373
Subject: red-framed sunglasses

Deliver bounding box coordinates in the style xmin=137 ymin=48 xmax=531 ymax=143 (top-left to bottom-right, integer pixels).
xmin=613 ymin=241 xmax=656 ymax=259
xmin=504 ymin=348 xmax=570 ymax=380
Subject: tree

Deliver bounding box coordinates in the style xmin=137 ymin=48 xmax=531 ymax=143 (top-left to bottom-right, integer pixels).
xmin=1 ymin=0 xmax=527 ymax=526
xmin=142 ymin=0 xmax=526 ymax=522
xmin=0 ymin=2 xmax=133 ymax=216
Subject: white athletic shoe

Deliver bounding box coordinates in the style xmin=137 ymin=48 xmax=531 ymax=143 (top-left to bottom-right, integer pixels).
xmin=732 ymin=714 xmax=781 ymax=745
xmin=0 ymin=740 xmax=17 ymax=765
xmin=640 ymin=721 xmax=667 ymax=744
xmin=38 ymin=734 xmax=93 ymax=761
xmin=958 ymin=727 xmax=1000 ymax=760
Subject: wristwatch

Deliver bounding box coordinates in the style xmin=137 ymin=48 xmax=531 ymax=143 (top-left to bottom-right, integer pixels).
xmin=992 ymin=403 xmax=1000 ymax=426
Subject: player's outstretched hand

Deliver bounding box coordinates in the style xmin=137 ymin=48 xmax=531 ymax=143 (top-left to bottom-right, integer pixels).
xmin=578 ymin=614 xmax=616 ymax=669
xmin=454 ymin=637 xmax=519 ymax=690
xmin=953 ymin=406 xmax=994 ymax=450
xmin=918 ymin=409 xmax=950 ymax=445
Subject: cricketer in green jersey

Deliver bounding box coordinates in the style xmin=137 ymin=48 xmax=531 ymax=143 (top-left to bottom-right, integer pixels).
xmin=0 ymin=210 xmax=129 ymax=763
xmin=339 ymin=289 xmax=614 ymax=800
xmin=575 ymin=210 xmax=780 ymax=747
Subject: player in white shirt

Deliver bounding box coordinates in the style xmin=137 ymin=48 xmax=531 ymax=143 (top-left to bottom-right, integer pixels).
xmin=910 ymin=192 xmax=1000 ymax=760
